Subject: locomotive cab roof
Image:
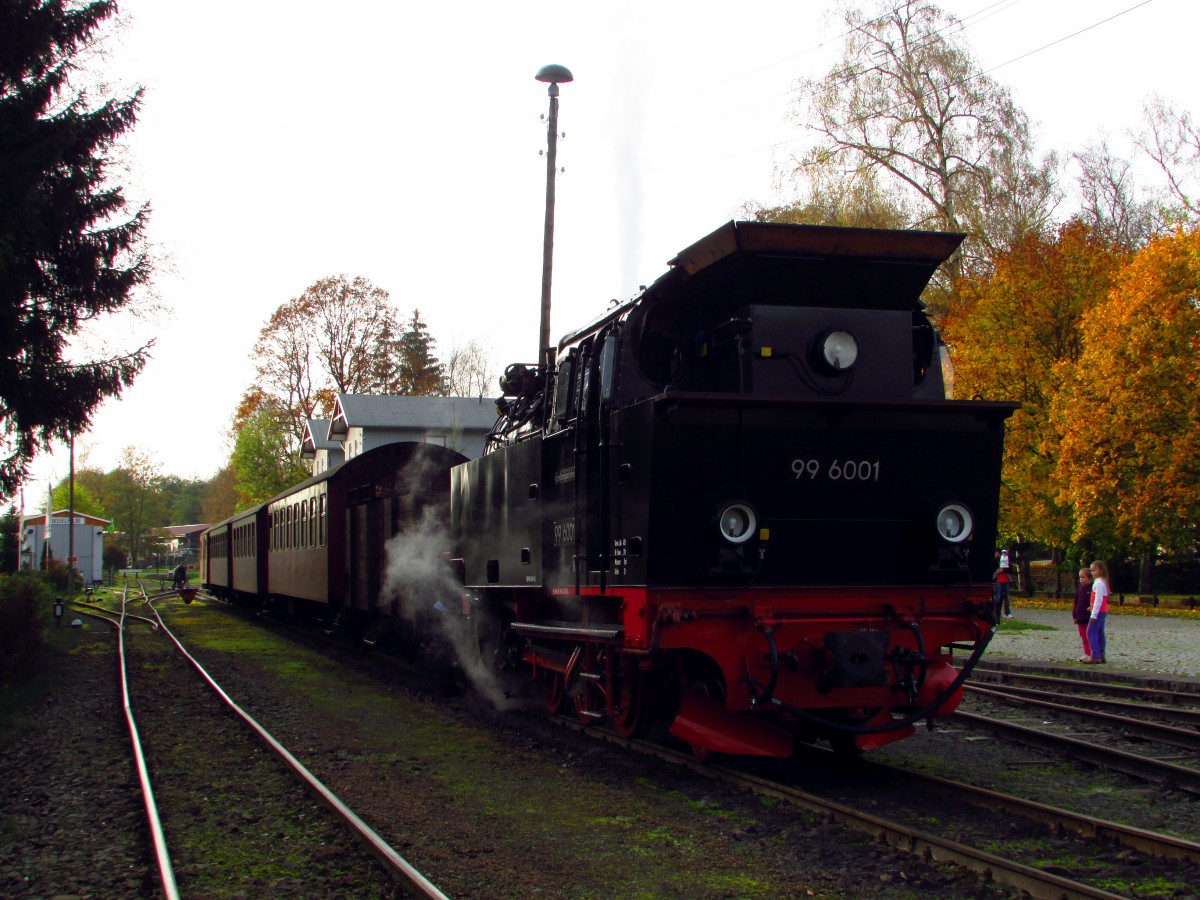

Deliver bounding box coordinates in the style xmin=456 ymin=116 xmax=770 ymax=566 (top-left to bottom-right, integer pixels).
xmin=666 ymin=219 xmax=963 ymax=310
xmin=557 ymin=220 xmax=964 ymax=351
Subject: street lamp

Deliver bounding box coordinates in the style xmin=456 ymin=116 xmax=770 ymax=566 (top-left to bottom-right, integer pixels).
xmin=535 ymin=63 xmax=573 ymax=369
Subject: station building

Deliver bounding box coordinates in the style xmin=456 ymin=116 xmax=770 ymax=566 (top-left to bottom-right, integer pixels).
xmin=301 ymin=395 xmax=498 ymax=477
xmin=19 ymin=510 xmax=110 ymax=583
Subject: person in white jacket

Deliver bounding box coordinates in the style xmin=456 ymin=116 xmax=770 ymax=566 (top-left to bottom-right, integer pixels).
xmin=1085 ymin=560 xmax=1110 ymax=664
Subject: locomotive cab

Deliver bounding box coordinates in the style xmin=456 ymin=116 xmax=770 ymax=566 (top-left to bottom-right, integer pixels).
xmin=452 ymin=221 xmax=1015 ymax=756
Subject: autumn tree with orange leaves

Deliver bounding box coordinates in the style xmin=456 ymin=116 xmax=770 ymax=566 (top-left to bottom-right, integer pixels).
xmin=941 ymin=221 xmax=1124 ymax=586
xmin=1052 ymin=228 xmax=1200 ymax=586
xmin=248 ymin=276 xmax=410 ymax=445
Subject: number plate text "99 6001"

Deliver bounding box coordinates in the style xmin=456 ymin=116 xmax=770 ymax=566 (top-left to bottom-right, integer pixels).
xmin=791 ymin=458 xmax=881 ymax=482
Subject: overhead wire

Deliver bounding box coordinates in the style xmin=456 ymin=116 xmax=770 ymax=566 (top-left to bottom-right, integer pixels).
xmin=642 ymin=0 xmax=1158 ymax=172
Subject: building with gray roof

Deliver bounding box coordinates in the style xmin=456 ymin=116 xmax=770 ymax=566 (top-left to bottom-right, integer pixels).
xmin=301 ymin=418 xmax=346 ymax=475
xmin=323 ymin=394 xmax=498 ymax=471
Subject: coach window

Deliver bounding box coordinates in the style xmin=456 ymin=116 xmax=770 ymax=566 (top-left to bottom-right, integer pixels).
xmin=309 ymin=497 xmax=316 ymax=546
xmin=318 ymin=494 xmax=326 ymax=546
xmin=300 ymin=502 xmax=308 ymax=548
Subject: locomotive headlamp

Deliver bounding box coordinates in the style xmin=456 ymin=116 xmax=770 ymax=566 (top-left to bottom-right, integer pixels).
xmin=717 ymin=503 xmax=757 ymax=544
xmin=935 ymin=503 xmax=974 ymax=543
xmin=818 ymin=330 xmax=859 ymax=371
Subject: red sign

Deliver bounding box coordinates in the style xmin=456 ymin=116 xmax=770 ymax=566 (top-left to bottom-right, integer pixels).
xmin=188 ymin=564 xmax=195 ymax=570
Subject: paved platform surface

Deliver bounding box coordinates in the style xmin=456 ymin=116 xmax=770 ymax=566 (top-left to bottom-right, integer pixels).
xmin=987 ymin=604 xmax=1200 ymax=679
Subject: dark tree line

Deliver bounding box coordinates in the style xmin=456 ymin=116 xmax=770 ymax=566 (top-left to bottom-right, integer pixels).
xmin=0 ymin=0 xmax=152 ymax=499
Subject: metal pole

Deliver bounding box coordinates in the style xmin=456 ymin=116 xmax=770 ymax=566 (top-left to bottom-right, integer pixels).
xmin=67 ymin=433 xmax=75 ymax=596
xmin=534 ymin=64 xmax=572 ymax=370
xmin=538 ymin=87 xmax=560 ymax=369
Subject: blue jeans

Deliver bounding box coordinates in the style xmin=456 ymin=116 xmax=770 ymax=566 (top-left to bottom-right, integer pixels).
xmin=1086 ymin=612 xmax=1107 ymax=660
xmin=993 ymin=582 xmax=1011 ymax=616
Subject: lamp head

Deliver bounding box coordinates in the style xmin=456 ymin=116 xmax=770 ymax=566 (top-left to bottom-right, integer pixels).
xmin=535 ymin=64 xmax=574 ymax=85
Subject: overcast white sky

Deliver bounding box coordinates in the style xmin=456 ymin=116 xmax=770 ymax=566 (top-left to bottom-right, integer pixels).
xmin=18 ymin=0 xmax=1199 ymax=512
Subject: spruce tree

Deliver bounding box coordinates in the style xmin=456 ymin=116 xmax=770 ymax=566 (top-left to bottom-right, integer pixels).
xmin=397 ymin=309 xmax=445 ymax=396
xmin=0 ymin=0 xmax=152 ymax=497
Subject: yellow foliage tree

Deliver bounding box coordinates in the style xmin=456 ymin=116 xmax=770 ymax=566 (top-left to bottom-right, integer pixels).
xmin=1053 ymin=227 xmax=1200 ymax=555
xmin=941 ymin=221 xmax=1124 ymax=555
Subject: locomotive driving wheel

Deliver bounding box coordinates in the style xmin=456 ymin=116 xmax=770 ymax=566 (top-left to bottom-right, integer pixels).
xmin=542 ymin=669 xmax=567 ymax=714
xmin=572 ymin=643 xmax=607 ymax=724
xmin=611 ymin=654 xmax=646 ymax=738
xmin=684 ymin=675 xmax=727 ymax=762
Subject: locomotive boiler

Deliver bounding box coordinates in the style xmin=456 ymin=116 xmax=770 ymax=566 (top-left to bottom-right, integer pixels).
xmin=452 ymin=220 xmax=1015 ymax=755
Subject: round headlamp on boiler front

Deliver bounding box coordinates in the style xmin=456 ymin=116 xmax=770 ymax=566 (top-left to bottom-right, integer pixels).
xmin=717 ymin=503 xmax=757 ymax=544
xmin=815 ymin=329 xmax=859 ymax=372
xmin=935 ymin=503 xmax=974 ymax=544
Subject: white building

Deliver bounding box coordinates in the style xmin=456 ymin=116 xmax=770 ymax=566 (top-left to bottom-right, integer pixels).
xmin=300 ymin=395 xmax=498 ymax=477
xmin=20 ymin=510 xmax=110 ymax=583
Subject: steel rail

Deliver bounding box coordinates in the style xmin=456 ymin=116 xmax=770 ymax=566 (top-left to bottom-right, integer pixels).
xmin=69 ymin=607 xmax=122 ymax=630
xmin=968 ymin=680 xmax=1200 ymax=728
xmin=118 ymin=588 xmax=181 ymax=900
xmin=953 ymin=709 xmax=1200 ymax=794
xmin=856 ymin=758 xmax=1200 ymax=863
xmin=971 ymin=665 xmax=1200 ymax=704
xmin=967 ymin=683 xmax=1200 ymax=751
xmin=139 ymin=593 xmax=449 ymax=900
xmin=74 ymin=599 xmax=158 ymax=631
xmin=551 ymin=718 xmax=1129 ymax=899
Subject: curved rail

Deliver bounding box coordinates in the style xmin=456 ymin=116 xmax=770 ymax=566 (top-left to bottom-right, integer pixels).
xmin=68 ymin=607 xmax=122 ymax=630
xmin=119 ymin=586 xmax=181 ymax=900
xmin=138 ymin=588 xmax=449 ymax=899
xmin=73 ymin=599 xmax=158 ymax=631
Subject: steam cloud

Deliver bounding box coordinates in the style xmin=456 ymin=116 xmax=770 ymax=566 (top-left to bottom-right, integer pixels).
xmin=381 ymin=506 xmax=530 ymax=712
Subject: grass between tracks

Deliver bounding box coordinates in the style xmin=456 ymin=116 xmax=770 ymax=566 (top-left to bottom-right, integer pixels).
xmin=171 ymin=599 xmax=815 ymax=898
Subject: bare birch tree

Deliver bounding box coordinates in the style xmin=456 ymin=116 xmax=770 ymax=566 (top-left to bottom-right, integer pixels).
xmin=787 ymin=0 xmax=1058 ymax=308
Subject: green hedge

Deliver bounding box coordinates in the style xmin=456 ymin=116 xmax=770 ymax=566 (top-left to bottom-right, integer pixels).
xmin=0 ymin=573 xmax=51 ymax=680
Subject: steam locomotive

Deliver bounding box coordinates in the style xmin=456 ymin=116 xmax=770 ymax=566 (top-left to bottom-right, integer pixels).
xmin=452 ymin=220 xmax=1014 ymax=755
xmin=202 ymin=220 xmax=1014 ymax=757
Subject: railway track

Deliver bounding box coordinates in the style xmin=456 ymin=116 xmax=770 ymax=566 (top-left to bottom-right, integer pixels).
xmin=550 ymin=715 xmax=1200 ymax=900
xmin=196 ymin=592 xmax=1200 ymax=898
xmin=55 ymin=587 xmax=1198 ymax=898
xmin=99 ymin=582 xmax=448 ymax=898
xmin=956 ymin=667 xmax=1200 ymax=794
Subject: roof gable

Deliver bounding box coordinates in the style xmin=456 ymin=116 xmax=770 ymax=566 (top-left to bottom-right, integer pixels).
xmin=328 ymin=394 xmax=497 ymax=438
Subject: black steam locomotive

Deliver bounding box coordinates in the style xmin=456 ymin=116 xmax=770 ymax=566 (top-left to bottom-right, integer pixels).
xmin=452 ymin=220 xmax=1014 ymax=755
xmin=202 ymin=220 xmax=1014 ymax=757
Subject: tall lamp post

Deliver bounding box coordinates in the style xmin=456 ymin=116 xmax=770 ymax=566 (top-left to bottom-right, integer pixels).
xmin=535 ymin=64 xmax=572 ymax=369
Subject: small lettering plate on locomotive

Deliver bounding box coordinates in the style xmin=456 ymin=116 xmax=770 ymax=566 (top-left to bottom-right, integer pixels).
xmin=552 ymin=518 xmax=575 ymax=546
